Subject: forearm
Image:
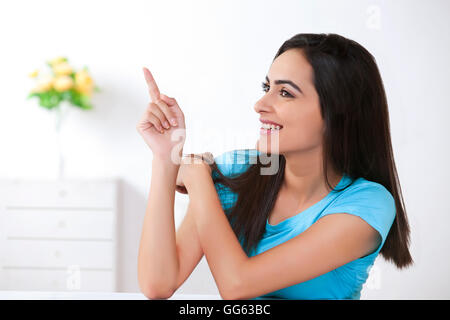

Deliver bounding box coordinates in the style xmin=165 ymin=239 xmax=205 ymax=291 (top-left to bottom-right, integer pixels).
xmin=138 ymin=157 xmax=180 ymax=296
xmin=186 ymin=170 xmax=248 ymax=298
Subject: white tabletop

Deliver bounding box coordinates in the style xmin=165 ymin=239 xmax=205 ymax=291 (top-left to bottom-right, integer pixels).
xmin=0 ymin=290 xmax=222 ymax=300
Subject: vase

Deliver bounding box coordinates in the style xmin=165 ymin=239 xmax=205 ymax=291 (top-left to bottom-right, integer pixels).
xmin=54 ymin=103 xmax=70 ymax=181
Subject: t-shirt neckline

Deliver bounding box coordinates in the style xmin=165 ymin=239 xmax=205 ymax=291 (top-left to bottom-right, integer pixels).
xmin=265 ymin=174 xmax=349 ymax=232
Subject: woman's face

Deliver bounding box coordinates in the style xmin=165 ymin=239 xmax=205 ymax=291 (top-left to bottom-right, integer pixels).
xmin=254 ymin=49 xmax=323 ymax=155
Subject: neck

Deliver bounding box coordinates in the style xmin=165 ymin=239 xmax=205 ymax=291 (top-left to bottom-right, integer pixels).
xmin=281 ymin=147 xmax=342 ymax=205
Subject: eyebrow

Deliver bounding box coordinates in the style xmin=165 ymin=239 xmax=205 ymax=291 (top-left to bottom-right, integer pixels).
xmin=265 ymin=75 xmax=303 ymax=94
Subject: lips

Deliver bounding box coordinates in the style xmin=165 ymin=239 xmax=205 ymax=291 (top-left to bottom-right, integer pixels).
xmin=259 ymin=118 xmax=283 ymax=128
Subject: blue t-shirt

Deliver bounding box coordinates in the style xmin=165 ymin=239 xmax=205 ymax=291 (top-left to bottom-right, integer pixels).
xmin=212 ymin=149 xmax=396 ymax=300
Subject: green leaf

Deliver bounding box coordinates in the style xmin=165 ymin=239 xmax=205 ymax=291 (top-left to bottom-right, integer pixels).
xmin=79 ymin=94 xmax=93 ymax=110
xmin=61 ymin=90 xmax=73 ymax=101
xmin=66 ymin=90 xmax=93 ymax=110
xmin=27 ymin=92 xmax=40 ymax=99
xmin=37 ymin=90 xmax=62 ymax=109
xmin=80 ymin=102 xmax=93 ymax=110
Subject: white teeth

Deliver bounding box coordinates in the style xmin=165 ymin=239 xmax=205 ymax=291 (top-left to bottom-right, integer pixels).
xmin=261 ymin=123 xmax=281 ymax=130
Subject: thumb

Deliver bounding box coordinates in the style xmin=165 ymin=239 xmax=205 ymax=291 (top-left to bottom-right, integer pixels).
xmin=160 ymin=93 xmax=184 ymax=122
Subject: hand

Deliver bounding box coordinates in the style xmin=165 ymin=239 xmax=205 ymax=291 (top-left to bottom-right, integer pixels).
xmin=176 ymin=152 xmax=214 ymax=194
xmin=137 ymin=67 xmax=186 ymax=163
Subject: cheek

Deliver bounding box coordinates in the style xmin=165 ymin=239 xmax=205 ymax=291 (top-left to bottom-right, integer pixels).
xmin=283 ymin=108 xmax=324 ymax=147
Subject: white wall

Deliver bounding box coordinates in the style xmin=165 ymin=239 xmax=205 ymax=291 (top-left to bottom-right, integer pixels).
xmin=0 ymin=0 xmax=449 ymax=298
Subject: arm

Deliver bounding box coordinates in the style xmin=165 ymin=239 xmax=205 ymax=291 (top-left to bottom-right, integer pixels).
xmin=137 ymin=157 xmax=180 ymax=298
xmin=185 ymin=165 xmax=381 ymax=300
xmin=137 ymin=66 xmax=202 ymax=299
xmin=173 ymin=198 xmax=205 ymax=291
xmin=137 ymin=157 xmax=209 ymax=299
xmin=184 ymin=166 xmax=249 ymax=299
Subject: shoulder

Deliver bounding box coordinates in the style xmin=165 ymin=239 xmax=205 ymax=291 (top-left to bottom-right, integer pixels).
xmin=337 ymin=177 xmax=395 ymax=205
xmin=212 ymin=148 xmax=260 ymax=178
xmin=322 ymin=176 xmax=396 ymax=248
xmin=337 ymin=177 xmax=396 ymax=212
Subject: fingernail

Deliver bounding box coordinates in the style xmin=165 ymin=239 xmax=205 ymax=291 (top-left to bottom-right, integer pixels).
xmin=170 ymin=118 xmax=178 ymax=126
xmin=163 ymin=121 xmax=170 ymax=129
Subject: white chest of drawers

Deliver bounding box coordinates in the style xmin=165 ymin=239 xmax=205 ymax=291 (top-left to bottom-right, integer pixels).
xmin=0 ymin=179 xmax=118 ymax=292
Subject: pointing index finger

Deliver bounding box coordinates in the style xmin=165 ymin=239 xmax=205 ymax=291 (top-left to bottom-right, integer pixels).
xmin=142 ymin=67 xmax=161 ymax=102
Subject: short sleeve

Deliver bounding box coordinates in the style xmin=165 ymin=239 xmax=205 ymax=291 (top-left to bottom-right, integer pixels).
xmin=211 ymin=149 xmax=260 ymax=214
xmin=319 ymin=182 xmax=396 ymax=254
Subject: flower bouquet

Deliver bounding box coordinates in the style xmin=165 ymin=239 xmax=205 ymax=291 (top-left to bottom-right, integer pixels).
xmin=27 ymin=57 xmax=100 ymax=179
xmin=27 ymin=56 xmax=99 ymax=110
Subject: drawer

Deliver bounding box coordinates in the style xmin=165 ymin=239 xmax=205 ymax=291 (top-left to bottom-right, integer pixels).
xmin=4 ymin=209 xmax=114 ymax=239
xmin=3 ymin=240 xmax=114 ymax=269
xmin=0 ymin=268 xmax=115 ymax=291
xmin=2 ymin=179 xmax=117 ymax=208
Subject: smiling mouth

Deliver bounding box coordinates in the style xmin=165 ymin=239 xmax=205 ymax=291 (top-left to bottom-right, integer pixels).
xmin=260 ymin=122 xmax=283 ymax=131
xmin=260 ymin=126 xmax=282 ymax=135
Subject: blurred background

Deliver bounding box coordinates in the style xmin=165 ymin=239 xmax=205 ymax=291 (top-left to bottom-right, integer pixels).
xmin=0 ymin=0 xmax=449 ymax=299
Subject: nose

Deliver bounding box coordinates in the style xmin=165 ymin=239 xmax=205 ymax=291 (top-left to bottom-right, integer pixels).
xmin=253 ymin=95 xmax=273 ymax=114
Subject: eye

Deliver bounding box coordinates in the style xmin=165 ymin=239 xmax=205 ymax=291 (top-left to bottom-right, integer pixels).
xmin=280 ymin=89 xmax=293 ymax=98
xmin=261 ymin=82 xmax=294 ymax=98
xmin=261 ymin=81 xmax=269 ymax=92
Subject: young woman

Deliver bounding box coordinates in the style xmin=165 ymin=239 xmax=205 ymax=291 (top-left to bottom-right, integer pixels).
xmin=136 ymin=33 xmax=413 ymax=300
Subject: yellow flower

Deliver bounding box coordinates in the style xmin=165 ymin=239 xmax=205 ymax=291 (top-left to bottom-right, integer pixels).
xmin=74 ymin=69 xmax=94 ymax=96
xmin=53 ymin=75 xmax=74 ymax=92
xmin=32 ymin=74 xmax=54 ymax=93
xmin=53 ymin=61 xmax=73 ymax=76
xmin=28 ymin=69 xmax=39 ymax=78
xmin=49 ymin=56 xmax=66 ymax=66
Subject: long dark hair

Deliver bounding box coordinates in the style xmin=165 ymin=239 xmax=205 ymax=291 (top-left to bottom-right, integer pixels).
xmin=209 ymin=33 xmax=413 ymax=269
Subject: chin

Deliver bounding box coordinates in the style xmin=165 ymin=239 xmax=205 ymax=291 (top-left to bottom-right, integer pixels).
xmin=255 ymin=138 xmax=282 ymax=155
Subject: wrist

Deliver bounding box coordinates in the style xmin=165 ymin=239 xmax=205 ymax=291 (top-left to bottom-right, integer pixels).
xmin=152 ymin=156 xmax=180 ymax=176
xmin=184 ymin=163 xmax=211 ymax=190
xmin=153 ymin=149 xmax=183 ymax=165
